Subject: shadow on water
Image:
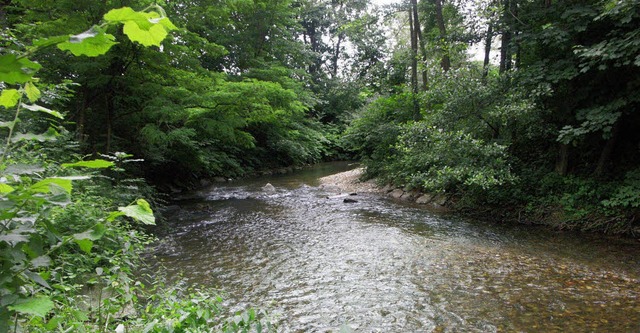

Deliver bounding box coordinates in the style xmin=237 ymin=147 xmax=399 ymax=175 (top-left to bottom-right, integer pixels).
xmin=147 ymin=162 xmax=640 ymax=332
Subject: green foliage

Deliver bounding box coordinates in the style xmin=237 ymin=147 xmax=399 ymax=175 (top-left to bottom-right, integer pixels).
xmin=57 ymin=26 xmax=118 ymax=57
xmin=0 ymin=55 xmax=42 ymax=84
xmin=2 ymin=5 xmax=275 ymax=331
xmin=343 ymin=92 xmax=415 ymax=177
xmin=0 ymin=152 xmax=156 ymax=330
xmin=602 ymin=169 xmax=640 ymax=211
xmin=346 ymin=67 xmax=526 ymax=194
xmin=62 ymin=159 xmax=115 ymax=169
xmin=3 ymin=0 xmax=358 ymax=184
xmin=386 ymin=123 xmax=515 ymax=193
xmin=103 ymin=6 xmax=177 ymax=47
xmin=114 ymin=199 xmax=156 ymax=225
xmin=123 ymin=283 xmax=273 ymax=333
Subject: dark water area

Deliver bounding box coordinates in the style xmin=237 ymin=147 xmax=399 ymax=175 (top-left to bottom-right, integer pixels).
xmin=148 ymin=162 xmax=640 ymax=332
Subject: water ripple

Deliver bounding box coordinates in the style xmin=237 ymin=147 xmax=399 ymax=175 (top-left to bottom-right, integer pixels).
xmin=150 ymin=166 xmax=640 ymax=332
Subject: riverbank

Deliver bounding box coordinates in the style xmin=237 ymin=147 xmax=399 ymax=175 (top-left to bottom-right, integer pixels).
xmin=318 ymin=167 xmax=382 ymax=194
xmin=319 ymin=167 xmax=450 ymax=210
xmin=321 ymin=168 xmax=640 ymax=235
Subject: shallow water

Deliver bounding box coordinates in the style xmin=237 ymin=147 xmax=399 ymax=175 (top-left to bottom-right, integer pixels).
xmin=150 ymin=162 xmax=640 ymax=332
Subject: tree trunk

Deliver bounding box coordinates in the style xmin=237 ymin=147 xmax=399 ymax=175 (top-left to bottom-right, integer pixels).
xmin=593 ymin=122 xmax=621 ymax=177
xmin=499 ymin=0 xmax=514 ymax=73
xmin=408 ymin=5 xmax=420 ymax=120
xmin=433 ymin=0 xmax=450 ymax=71
xmin=411 ymin=0 xmax=428 ymax=90
xmin=77 ymin=92 xmax=87 ymax=143
xmin=499 ymin=32 xmax=511 ymax=73
xmin=409 ymin=6 xmax=418 ymax=91
xmin=482 ymin=24 xmax=493 ymax=83
xmin=0 ymin=1 xmax=8 ymax=29
xmin=512 ymin=2 xmax=520 ymax=69
xmin=500 ymin=0 xmax=517 ymax=74
xmin=331 ymin=33 xmax=344 ymax=78
xmin=305 ymin=22 xmax=322 ymax=75
xmin=555 ymin=143 xmax=569 ymax=176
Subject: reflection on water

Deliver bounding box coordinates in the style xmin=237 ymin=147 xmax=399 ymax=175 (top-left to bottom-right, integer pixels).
xmin=149 ymin=162 xmax=640 ymax=332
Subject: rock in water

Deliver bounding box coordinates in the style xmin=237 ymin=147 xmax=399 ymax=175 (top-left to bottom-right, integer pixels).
xmin=262 ymin=183 xmax=276 ymax=192
xmin=343 ymin=198 xmax=358 ymax=203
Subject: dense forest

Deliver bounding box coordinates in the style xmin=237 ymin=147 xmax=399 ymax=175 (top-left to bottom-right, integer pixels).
xmin=1 ymin=0 xmax=638 ymax=330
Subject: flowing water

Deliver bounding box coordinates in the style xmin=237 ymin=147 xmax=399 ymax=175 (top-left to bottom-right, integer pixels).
xmin=149 ymin=162 xmax=640 ymax=332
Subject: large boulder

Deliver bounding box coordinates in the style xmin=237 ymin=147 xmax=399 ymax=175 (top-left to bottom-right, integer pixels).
xmin=416 ymin=194 xmax=433 ymax=204
xmin=381 ymin=184 xmax=395 ymax=193
xmin=261 ymin=183 xmax=276 ymax=192
xmin=400 ymin=189 xmax=419 ymax=201
xmin=389 ymin=189 xmax=404 ymax=199
xmin=432 ymin=194 xmax=447 ymax=206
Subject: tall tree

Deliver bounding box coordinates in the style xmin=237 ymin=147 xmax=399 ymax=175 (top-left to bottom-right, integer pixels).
xmin=408 ymin=0 xmax=421 ymax=119
xmin=432 ymin=0 xmax=450 ymax=71
xmin=499 ymin=0 xmax=515 ymax=73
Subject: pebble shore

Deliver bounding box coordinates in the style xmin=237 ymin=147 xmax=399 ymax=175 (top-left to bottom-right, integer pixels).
xmin=319 ymin=167 xmax=449 ymax=210
xmin=318 ymin=167 xmax=383 ymax=194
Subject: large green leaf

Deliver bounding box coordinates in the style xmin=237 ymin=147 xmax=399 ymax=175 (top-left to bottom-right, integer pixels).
xmin=0 ymin=233 xmax=29 ymax=245
xmin=25 ymin=270 xmax=51 ymax=289
xmin=118 ymin=199 xmax=155 ymax=225
xmin=123 ymin=21 xmax=167 ymax=47
xmin=62 ymin=159 xmax=115 ymax=169
xmin=31 ymin=35 xmax=71 ymax=49
xmin=12 ymin=131 xmax=59 ymax=142
xmin=0 ymin=89 xmax=21 ymax=108
xmin=30 ymin=178 xmax=72 ymax=194
xmin=0 ymin=183 xmax=15 ymax=194
xmin=4 ymin=164 xmax=45 ymax=175
xmin=8 ymin=296 xmax=54 ymax=317
xmin=74 ymin=239 xmax=93 ymax=254
xmin=57 ymin=28 xmax=117 ymax=57
xmin=150 ymin=17 xmax=178 ymax=31
xmin=12 ymin=127 xmax=60 ymax=143
xmin=104 ymin=7 xmax=175 ymax=47
xmin=24 ymin=82 xmax=41 ymax=103
xmin=0 ymin=54 xmax=41 ymax=84
xmin=0 ymin=121 xmax=15 ymax=128
xmin=104 ymin=7 xmax=154 ymax=29
xmin=31 ymin=255 xmax=51 ymax=269
xmin=73 ymin=223 xmax=105 ymax=253
xmin=22 ymin=104 xmax=64 ymax=119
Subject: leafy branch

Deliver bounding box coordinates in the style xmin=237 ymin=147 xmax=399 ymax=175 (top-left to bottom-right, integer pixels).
xmin=0 ymin=5 xmax=175 ymax=328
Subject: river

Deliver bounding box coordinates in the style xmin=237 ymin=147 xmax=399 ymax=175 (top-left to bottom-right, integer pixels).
xmin=149 ymin=162 xmax=640 ymax=332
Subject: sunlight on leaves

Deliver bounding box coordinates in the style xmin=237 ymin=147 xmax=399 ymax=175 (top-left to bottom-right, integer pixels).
xmin=57 ymin=28 xmax=117 ymax=57
xmin=123 ymin=21 xmax=168 ymax=46
xmin=0 ymin=89 xmax=21 ymax=108
xmin=24 ymin=82 xmax=41 ymax=103
xmin=62 ymin=159 xmax=115 ymax=169
xmin=22 ymin=104 xmax=64 ymax=119
xmin=29 ymin=178 xmax=72 ymax=194
xmin=104 ymin=7 xmax=176 ymax=47
xmin=118 ymin=199 xmax=155 ymax=225
xmin=0 ymin=183 xmax=15 ymax=194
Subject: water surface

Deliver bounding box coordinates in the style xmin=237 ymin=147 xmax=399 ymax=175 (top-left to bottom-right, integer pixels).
xmin=150 ymin=162 xmax=640 ymax=332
